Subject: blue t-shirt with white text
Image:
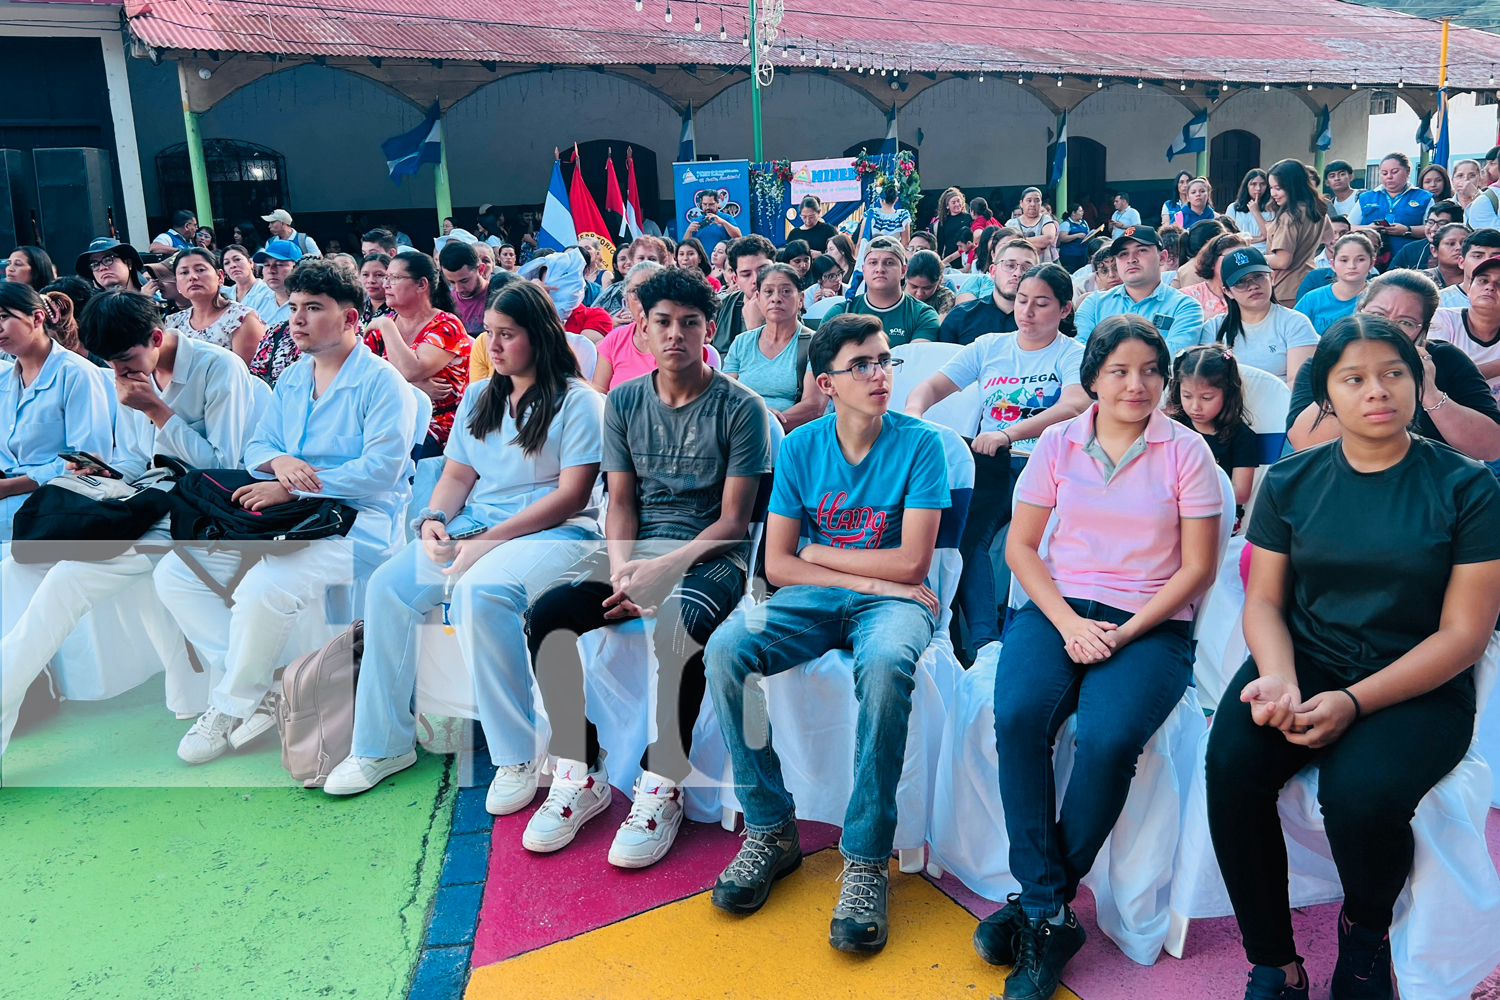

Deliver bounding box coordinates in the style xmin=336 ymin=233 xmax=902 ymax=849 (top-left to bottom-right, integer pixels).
xmin=770 ymin=410 xmax=950 ymax=550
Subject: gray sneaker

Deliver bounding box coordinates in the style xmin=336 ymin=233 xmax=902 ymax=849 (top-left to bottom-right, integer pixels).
xmin=829 ymin=857 xmax=890 ymax=954
xmin=711 ymin=818 xmax=802 ymax=915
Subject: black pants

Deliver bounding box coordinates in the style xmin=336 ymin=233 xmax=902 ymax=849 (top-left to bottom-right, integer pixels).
xmin=524 ymin=552 xmax=745 ymax=783
xmin=953 ymin=450 xmax=1025 ymax=655
xmin=1205 ymin=658 xmax=1473 ymax=967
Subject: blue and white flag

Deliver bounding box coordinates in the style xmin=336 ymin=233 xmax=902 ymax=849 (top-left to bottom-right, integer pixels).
xmin=1416 ymin=113 xmax=1435 ymax=154
xmin=1166 ymin=108 xmax=1208 ymax=162
xmin=381 ymin=100 xmax=442 ymax=183
xmin=540 ymin=158 xmax=577 ymax=252
xmin=1314 ymin=105 xmax=1333 ymax=152
xmin=1049 ymin=113 xmax=1068 ymax=187
xmin=881 ymin=103 xmax=898 ymax=155
xmin=678 ymin=102 xmax=696 ymax=163
xmin=1434 ymin=88 xmax=1451 ymax=168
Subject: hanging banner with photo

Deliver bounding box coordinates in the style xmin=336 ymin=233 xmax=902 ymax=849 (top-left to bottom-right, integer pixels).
xmin=789 ymin=157 xmax=862 ymax=204
xmin=672 ymin=159 xmax=750 ymax=255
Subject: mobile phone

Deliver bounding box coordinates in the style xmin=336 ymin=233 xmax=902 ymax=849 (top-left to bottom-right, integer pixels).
xmin=448 ymin=525 xmax=489 ymax=540
xmin=58 ymin=451 xmax=124 ymax=480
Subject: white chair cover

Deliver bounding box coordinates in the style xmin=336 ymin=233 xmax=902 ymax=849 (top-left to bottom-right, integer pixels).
xmin=1169 ymin=635 xmax=1500 ymax=1000
xmin=717 ymin=422 xmax=974 ymax=859
xmin=1190 ymin=536 xmax=1249 ymax=709
xmin=1236 ymin=363 xmax=1291 ymax=531
xmin=929 ymin=466 xmax=1234 ymax=965
xmin=890 ymin=341 xmax=980 ymax=437
xmin=47 ymin=573 xmax=178 ymax=702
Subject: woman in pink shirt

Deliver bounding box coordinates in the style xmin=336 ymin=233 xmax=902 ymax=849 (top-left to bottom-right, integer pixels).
xmin=972 ymin=315 xmax=1224 ymax=999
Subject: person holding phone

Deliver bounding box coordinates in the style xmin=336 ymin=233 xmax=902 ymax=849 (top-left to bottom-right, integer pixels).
xmin=685 ymin=189 xmax=742 ymax=254
xmin=1358 ymin=152 xmax=1433 ymax=261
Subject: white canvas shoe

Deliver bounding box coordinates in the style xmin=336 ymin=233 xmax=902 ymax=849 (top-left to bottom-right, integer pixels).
xmin=486 ymin=760 xmax=540 ymax=816
xmin=323 ymin=752 xmax=418 ymax=795
xmin=521 ymin=756 xmax=612 ymax=853
xmin=608 ymin=771 xmax=685 ymax=869
xmin=228 ymin=692 xmax=278 ymax=750
xmin=177 ymin=708 xmax=238 ymax=764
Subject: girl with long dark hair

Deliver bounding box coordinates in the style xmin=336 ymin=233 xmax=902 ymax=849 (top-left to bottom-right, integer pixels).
xmin=1263 ymin=158 xmax=1330 ymax=307
xmin=1163 ymin=170 xmax=1194 ymax=226
xmin=329 ymin=280 xmax=605 ymax=800
xmin=1226 ymin=169 xmax=1276 ymax=252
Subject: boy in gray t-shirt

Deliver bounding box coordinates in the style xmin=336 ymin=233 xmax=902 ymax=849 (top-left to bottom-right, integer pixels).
xmin=521 ymin=266 xmax=771 ymax=869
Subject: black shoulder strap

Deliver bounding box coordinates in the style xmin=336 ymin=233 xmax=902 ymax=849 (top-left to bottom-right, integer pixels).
xmin=172 ymin=546 xmax=266 ymax=609
xmin=793 ymin=325 xmax=815 ymax=404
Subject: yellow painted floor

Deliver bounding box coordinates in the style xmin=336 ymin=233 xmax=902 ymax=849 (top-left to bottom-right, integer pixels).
xmin=466 ymin=848 xmax=1081 ymax=1000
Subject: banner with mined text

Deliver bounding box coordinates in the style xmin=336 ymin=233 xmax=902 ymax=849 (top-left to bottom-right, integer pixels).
xmin=789 ymin=158 xmax=862 ymax=204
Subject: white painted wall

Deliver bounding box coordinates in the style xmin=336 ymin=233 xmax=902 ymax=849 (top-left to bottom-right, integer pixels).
xmin=1366 ymin=90 xmax=1499 ymax=165
xmin=897 ymin=79 xmax=1055 ymax=188
xmin=1070 ymin=86 xmax=1195 ymax=181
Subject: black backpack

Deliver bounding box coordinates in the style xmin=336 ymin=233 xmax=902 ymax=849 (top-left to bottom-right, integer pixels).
xmin=10 ymin=468 xmax=178 ymax=564
xmin=165 ymin=469 xmax=358 ymax=543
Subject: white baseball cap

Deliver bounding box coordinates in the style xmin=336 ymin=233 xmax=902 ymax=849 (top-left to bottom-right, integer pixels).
xmin=261 ymin=209 xmax=294 ymax=225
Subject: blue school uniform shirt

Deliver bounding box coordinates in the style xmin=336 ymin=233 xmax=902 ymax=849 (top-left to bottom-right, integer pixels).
xmin=770 ymin=410 xmax=949 ymax=550
xmin=0 ymin=345 xmax=114 ymax=538
xmin=243 ymin=343 xmax=419 ymax=561
xmin=1357 ymin=186 xmax=1432 ymax=257
xmin=442 ymin=377 xmax=604 ymax=533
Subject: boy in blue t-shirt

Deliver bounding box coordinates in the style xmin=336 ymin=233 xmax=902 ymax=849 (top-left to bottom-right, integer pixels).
xmin=704 ymin=313 xmax=951 ymax=955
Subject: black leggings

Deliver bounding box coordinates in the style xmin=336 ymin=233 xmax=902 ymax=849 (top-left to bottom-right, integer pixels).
xmin=524 ymin=552 xmax=744 ymax=783
xmin=1205 ymin=658 xmax=1473 ymax=967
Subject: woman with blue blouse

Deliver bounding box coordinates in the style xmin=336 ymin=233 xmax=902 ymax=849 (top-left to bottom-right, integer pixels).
xmin=0 ymin=281 xmax=112 ymax=540
xmin=326 ymin=281 xmax=605 ymax=803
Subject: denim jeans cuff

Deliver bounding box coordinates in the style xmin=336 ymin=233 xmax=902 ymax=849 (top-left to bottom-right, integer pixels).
xmin=742 ymin=811 xmax=796 ymax=836
xmin=838 ymin=842 xmax=894 ymax=867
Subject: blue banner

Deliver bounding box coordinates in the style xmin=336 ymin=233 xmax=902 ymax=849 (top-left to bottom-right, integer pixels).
xmin=673 ymin=159 xmax=750 ymax=256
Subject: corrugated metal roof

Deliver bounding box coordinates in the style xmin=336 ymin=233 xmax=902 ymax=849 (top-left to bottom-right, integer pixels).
xmin=122 ymin=0 xmax=1500 ymax=88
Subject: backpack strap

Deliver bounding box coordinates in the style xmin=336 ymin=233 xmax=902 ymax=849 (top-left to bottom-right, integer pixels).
xmin=793 ymin=325 xmax=815 ymax=404
xmin=1486 ymin=188 xmax=1500 ymax=213
xmin=173 ymin=546 xmax=266 ymax=609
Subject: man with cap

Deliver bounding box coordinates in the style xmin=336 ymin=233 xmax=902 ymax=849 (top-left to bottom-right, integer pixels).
xmin=261 ymin=209 xmax=321 ymax=258
xmin=1074 ymin=225 xmax=1204 ymax=353
xmin=150 ymin=209 xmax=199 ymax=254
xmin=76 ymin=237 xmax=145 ymax=291
xmin=822 ymin=235 xmax=940 ymax=346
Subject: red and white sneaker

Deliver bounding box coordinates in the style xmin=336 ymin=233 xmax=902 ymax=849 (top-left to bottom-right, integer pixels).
xmin=521 ymin=755 xmax=612 ymax=853
xmin=608 ymin=770 xmax=685 ymax=869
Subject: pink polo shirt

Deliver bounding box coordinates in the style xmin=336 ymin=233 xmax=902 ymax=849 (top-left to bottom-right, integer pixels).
xmin=1015 ymin=403 xmax=1224 ymax=619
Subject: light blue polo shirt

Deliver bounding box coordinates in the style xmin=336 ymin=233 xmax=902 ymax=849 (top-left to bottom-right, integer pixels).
xmin=1074 ymin=281 xmax=1206 ymax=356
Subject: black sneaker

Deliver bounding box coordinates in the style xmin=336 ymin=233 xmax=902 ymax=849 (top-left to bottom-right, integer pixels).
xmin=710 ymin=819 xmax=802 ymax=915
xmin=1243 ymin=964 xmax=1310 ymax=1000
xmin=829 ymin=858 xmax=889 ymax=954
xmin=1331 ymin=908 xmax=1393 ymax=1000
xmin=1002 ymin=909 xmax=1086 ymax=1000
xmin=973 ymin=894 xmax=1025 ymax=965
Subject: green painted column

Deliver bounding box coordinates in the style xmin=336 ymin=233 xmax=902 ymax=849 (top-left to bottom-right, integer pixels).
xmin=177 ymin=62 xmax=214 ymax=230
xmin=749 ymin=0 xmax=764 ymax=162
xmin=1195 ymin=149 xmax=1208 ymax=180
xmin=1314 ymin=150 xmax=1326 ymax=175
xmin=434 ymin=115 xmax=453 ymax=233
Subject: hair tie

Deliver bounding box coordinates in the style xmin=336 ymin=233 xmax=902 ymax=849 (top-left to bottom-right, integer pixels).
xmin=1221 ymin=347 xmax=1234 ymax=360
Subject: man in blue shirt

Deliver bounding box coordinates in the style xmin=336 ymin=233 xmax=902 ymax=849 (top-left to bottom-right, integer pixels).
xmin=150 ymin=209 xmax=198 ymax=254
xmin=1109 ymin=193 xmax=1141 ymax=239
xmin=1074 ymin=227 xmax=1205 ymax=353
xmin=683 ymin=189 xmax=743 ymax=256
xmin=158 ymin=258 xmax=419 ymax=766
xmin=705 ymin=313 xmax=951 ymax=955
xmin=1358 ymin=153 xmax=1433 ymax=259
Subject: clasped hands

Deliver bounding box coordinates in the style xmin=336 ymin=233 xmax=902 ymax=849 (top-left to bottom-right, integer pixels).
xmin=1239 ymin=675 xmax=1357 ymax=748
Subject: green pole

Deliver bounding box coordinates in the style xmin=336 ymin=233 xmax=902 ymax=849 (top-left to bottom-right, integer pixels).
xmin=177 ymin=62 xmax=214 ymax=230
xmin=434 ymin=112 xmax=453 ymax=234
xmin=1195 ymin=149 xmax=1208 ymax=181
xmin=749 ymin=0 xmax=764 ymax=162
xmin=1314 ymin=149 xmax=1326 ymax=175
xmin=1054 ymin=114 xmax=1068 ymax=216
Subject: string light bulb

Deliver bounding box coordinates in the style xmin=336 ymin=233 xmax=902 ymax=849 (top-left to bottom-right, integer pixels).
xmin=694 ymin=13 xmax=701 ymax=30
xmin=978 ymin=71 xmax=985 ymax=83
xmin=1056 ymin=75 xmax=1064 ymax=87
xmin=1351 ymin=81 xmax=1358 ymax=90
xmin=663 ymin=4 xmax=671 ymax=23
xmin=1180 ymin=80 xmax=1187 ymax=91
xmin=1307 ymin=81 xmax=1314 ymax=90
xmin=1264 ymin=80 xmax=1271 ymax=91
xmin=1097 ymin=78 xmax=1104 ymax=88
xmin=741 ymin=31 xmax=748 ymax=47
xmin=815 ymin=52 xmax=821 ymax=65
xmin=634 ymin=0 xmax=642 ymax=10
xmin=800 ymin=48 xmax=807 ymax=62
xmin=1137 ymin=79 xmax=1143 ymax=89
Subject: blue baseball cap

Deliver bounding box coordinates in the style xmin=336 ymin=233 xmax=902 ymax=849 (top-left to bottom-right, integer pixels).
xmin=1220 ymin=246 xmax=1273 ymax=289
xmin=253 ymin=239 xmax=304 ymax=264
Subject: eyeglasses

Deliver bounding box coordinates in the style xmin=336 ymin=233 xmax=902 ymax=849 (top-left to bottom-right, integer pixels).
xmin=89 ymin=254 xmax=122 ymax=271
xmin=825 ymin=357 xmax=904 ymax=380
xmin=380 ymin=273 xmax=411 ymax=285
xmin=1390 ymin=317 xmax=1423 ymax=334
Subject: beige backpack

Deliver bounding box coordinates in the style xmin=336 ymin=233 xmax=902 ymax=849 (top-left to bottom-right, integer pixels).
xmin=277 ymin=620 xmax=363 ymax=788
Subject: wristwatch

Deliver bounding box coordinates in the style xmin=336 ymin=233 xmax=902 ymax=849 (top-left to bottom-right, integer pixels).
xmin=409 ymin=507 xmax=448 ymax=533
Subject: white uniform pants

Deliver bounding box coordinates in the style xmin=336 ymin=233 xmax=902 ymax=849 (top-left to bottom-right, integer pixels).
xmin=153 ymin=540 xmax=356 ymax=720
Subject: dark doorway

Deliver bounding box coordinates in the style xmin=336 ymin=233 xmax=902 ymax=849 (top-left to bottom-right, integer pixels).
xmin=1066 ymin=136 xmax=1107 ymax=217
xmin=574 ymin=139 xmax=661 ymax=235
xmin=156 ymin=139 xmax=287 ymax=235
xmin=1210 ymin=130 xmax=1260 ymax=212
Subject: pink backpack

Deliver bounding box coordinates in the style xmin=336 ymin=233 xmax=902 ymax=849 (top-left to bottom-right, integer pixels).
xmin=276 ymin=621 xmax=363 ymax=788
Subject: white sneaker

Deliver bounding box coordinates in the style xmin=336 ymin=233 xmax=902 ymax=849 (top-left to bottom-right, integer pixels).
xmin=323 ymin=751 xmax=418 ymax=795
xmin=228 ymin=692 xmax=278 ymax=750
xmin=608 ymin=770 xmax=685 ymax=869
xmin=521 ymin=756 xmax=612 ymax=853
xmin=178 ymin=708 xmax=238 ymax=764
xmin=486 ymin=760 xmax=539 ymax=816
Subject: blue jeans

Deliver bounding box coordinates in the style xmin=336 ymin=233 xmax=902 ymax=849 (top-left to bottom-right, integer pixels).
xmin=704 ymin=585 xmax=935 ymax=864
xmin=956 ymin=452 xmax=1028 ymax=651
xmin=994 ymin=599 xmax=1193 ymax=918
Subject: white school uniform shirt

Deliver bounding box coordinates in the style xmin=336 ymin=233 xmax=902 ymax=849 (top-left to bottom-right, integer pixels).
xmin=0 ymin=344 xmax=114 ymax=538
xmin=242 ymin=344 xmax=418 ymax=561
xmin=442 ymin=377 xmax=604 ymax=534
xmin=111 ymin=335 xmax=274 ymax=482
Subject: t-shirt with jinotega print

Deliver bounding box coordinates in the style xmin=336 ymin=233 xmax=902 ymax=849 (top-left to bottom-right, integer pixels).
xmin=938 ymin=331 xmax=1083 ymax=454
xmin=770 ymin=409 xmax=950 ymax=550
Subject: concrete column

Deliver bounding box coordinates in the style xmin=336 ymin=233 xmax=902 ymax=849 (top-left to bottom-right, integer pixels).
xmin=99 ymin=32 xmax=149 ymax=248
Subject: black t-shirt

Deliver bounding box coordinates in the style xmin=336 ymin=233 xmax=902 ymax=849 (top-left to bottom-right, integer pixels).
xmin=1247 ymin=436 xmax=1500 ymax=704
xmin=1287 ymin=339 xmax=1500 ymax=445
xmin=1195 ymin=422 xmax=1260 ymax=477
xmin=938 ymin=213 xmax=975 ymax=258
xmin=938 ymin=295 xmax=1018 ymax=346
xmin=795 ymin=221 xmax=838 ymax=253
xmin=1391 ymin=239 xmax=1433 ymax=272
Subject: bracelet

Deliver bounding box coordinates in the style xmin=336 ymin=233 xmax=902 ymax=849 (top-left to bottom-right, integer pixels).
xmin=999 ymin=430 xmax=1013 ymax=448
xmin=409 ymin=507 xmax=448 ymax=533
xmin=1423 ymin=391 xmax=1449 ymax=412
xmin=1338 ymin=687 xmax=1363 ymax=722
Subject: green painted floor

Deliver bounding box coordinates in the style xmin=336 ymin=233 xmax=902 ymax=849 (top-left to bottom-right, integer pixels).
xmin=0 ymin=678 xmax=452 ymax=1000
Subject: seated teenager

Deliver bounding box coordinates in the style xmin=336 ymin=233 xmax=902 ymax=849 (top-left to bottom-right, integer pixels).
xmin=905 ymin=262 xmax=1087 ymax=658
xmin=324 ymin=282 xmax=604 ymax=798
xmin=1438 ymin=229 xmax=1500 ymax=309
xmin=0 ymin=289 xmax=268 ymax=750
xmin=0 ymin=281 xmax=113 ymax=540
xmin=704 ymin=313 xmax=950 ymax=954
xmin=822 ymin=237 xmax=940 ymax=347
xmin=1206 ymin=315 xmax=1500 ymax=1000
xmin=939 ymin=238 xmax=1039 ymax=346
xmin=1428 ymin=256 xmax=1500 ymax=402
xmin=723 ymin=262 xmax=826 ymax=431
xmin=1288 ymin=271 xmax=1500 ymax=463
xmin=593 ymin=262 xmax=719 ymax=391
xmin=155 ymin=259 xmax=419 ymax=765
xmin=978 ymin=315 xmax=1221 ymax=1000
xmin=1200 ymin=246 xmax=1319 ymax=386
xmin=521 ymin=267 xmax=770 ymax=867
xmin=712 ymin=235 xmax=774 ymax=354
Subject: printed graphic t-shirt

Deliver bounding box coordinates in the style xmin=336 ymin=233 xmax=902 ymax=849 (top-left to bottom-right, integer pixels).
xmin=770 ymin=410 xmax=950 ymax=550
xmin=939 ymin=331 xmax=1084 ymax=453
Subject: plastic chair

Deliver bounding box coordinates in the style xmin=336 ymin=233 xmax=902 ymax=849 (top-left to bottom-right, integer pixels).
xmin=716 ymin=422 xmax=975 ymax=874
xmin=888 ymin=340 xmax=981 ymax=438
xmin=1167 ymin=641 xmax=1500 ymax=999
xmin=928 ymin=467 xmax=1235 ymax=965
xmin=1235 ymin=364 xmax=1291 ymax=531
